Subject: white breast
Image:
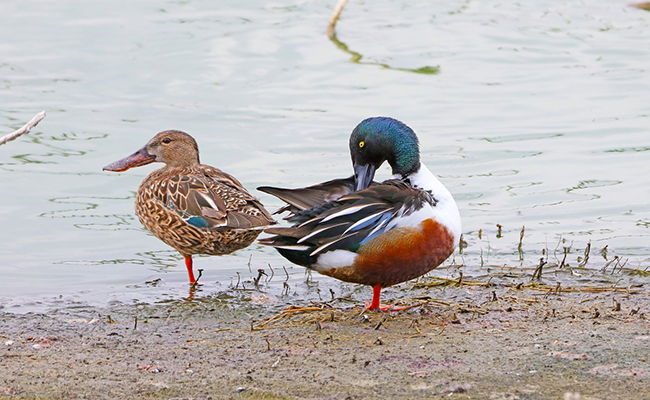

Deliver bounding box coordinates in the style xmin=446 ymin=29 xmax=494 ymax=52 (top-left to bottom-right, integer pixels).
xmin=396 ymin=163 xmax=462 ymax=246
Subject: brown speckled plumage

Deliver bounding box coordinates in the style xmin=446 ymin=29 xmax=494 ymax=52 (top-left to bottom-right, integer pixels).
xmin=104 ymin=130 xmax=274 ymax=283
xmin=136 ymin=165 xmax=271 ymax=256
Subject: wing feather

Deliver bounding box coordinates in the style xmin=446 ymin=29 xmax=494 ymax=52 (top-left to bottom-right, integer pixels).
xmin=261 ymin=180 xmax=435 ymax=263
xmin=258 ymin=176 xmax=356 ymax=216
xmin=162 ymin=166 xmax=274 ymax=230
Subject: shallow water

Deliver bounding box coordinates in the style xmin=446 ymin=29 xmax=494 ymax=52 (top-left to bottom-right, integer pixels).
xmin=1 ymin=0 xmax=649 ymax=312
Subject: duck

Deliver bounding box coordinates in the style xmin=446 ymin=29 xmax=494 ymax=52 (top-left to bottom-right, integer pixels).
xmin=258 ymin=117 xmax=461 ymax=310
xmin=103 ymin=130 xmax=275 ymax=284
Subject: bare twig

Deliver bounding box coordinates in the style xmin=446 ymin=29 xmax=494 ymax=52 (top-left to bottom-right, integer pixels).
xmin=0 ymin=111 xmax=46 ymax=146
xmin=629 ymin=2 xmax=650 ymax=11
xmin=578 ymin=241 xmax=591 ymax=268
xmin=601 ymin=255 xmax=618 ymax=273
xmin=532 ymin=258 xmax=547 ymax=281
xmin=327 ymin=0 xmax=349 ymax=38
xmin=268 ymin=263 xmax=274 ymax=282
xmin=518 ymin=226 xmax=525 ymax=261
xmin=374 ymin=315 xmax=388 ymax=330
xmin=194 ymin=269 xmax=203 ymax=285
xmin=253 ymin=268 xmax=267 ymax=287
xmin=560 ymin=246 xmax=570 ymax=268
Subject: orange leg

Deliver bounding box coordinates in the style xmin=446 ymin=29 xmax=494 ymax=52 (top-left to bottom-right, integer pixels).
xmin=365 ymin=284 xmax=406 ymax=312
xmin=365 ymin=284 xmax=382 ymax=310
xmin=184 ymin=256 xmax=197 ymax=284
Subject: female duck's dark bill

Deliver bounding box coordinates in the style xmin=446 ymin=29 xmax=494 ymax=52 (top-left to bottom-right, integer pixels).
xmin=103 ymin=146 xmax=156 ymax=172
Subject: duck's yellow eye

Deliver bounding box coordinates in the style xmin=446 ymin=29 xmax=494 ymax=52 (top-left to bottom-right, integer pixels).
xmin=359 ymin=141 xmax=365 ymax=148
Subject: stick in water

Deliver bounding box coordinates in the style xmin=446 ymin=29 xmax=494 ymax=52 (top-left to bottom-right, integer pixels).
xmin=327 ymin=0 xmax=349 ymax=38
xmin=0 ymin=111 xmax=47 ymax=146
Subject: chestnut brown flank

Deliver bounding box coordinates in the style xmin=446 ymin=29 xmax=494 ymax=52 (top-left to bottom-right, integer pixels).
xmin=321 ymin=218 xmax=454 ymax=287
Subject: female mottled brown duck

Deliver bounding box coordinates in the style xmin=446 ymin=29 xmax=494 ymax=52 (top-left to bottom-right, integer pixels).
xmin=103 ymin=130 xmax=274 ymax=284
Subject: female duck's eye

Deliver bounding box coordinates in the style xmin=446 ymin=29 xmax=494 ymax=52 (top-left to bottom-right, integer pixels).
xmin=162 ymin=137 xmax=172 ymax=144
xmin=359 ymin=141 xmax=365 ymax=148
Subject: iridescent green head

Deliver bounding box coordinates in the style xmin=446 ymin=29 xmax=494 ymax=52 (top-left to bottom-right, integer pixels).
xmin=349 ymin=117 xmax=421 ymax=191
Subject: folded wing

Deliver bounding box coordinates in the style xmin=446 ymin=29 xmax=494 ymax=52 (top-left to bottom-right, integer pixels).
xmin=260 ymin=180 xmax=435 ymax=264
xmin=164 ymin=167 xmax=274 ymax=230
xmin=258 ymin=176 xmax=357 ymax=217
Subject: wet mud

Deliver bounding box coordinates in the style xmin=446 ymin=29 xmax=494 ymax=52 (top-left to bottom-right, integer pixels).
xmin=1 ymin=284 xmax=649 ymax=400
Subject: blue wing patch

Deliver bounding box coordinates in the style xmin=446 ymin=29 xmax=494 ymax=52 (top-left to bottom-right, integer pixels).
xmin=185 ymin=216 xmax=210 ymax=228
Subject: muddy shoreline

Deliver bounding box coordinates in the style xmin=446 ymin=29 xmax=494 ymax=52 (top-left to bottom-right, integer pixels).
xmin=1 ymin=286 xmax=649 ymax=400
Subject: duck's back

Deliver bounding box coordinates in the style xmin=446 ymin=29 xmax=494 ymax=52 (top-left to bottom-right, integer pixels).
xmin=136 ymin=164 xmax=273 ymax=256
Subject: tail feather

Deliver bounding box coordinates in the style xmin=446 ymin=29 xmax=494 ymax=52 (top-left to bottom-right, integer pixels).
xmin=258 ymin=176 xmax=355 ymax=216
xmin=260 ymin=234 xmax=318 ymax=267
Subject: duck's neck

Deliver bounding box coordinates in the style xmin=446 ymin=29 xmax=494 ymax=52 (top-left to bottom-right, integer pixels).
xmin=395 ymin=164 xmax=450 ymax=199
xmin=160 ymin=163 xmax=197 ymax=173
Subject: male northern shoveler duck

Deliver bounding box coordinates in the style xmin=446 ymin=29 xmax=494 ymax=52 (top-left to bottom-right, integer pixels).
xmin=258 ymin=117 xmax=461 ymax=310
xmin=103 ymin=130 xmax=275 ymax=284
